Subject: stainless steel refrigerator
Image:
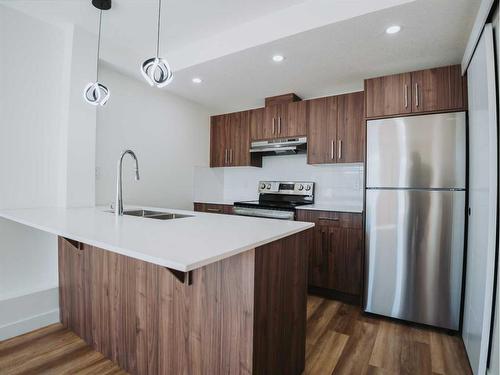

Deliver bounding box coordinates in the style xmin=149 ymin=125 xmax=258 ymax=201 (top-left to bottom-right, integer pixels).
xmin=364 ymin=112 xmax=466 ymax=330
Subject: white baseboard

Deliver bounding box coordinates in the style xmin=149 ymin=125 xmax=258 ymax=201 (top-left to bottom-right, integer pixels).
xmin=0 ymin=287 xmax=60 ymax=341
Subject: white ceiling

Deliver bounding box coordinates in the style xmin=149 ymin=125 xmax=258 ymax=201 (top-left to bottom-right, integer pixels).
xmin=168 ymin=0 xmax=482 ymax=112
xmin=1 ymin=0 xmax=481 ymax=112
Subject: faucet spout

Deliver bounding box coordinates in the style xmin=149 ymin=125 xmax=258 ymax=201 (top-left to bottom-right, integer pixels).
xmin=115 ymin=150 xmax=140 ymax=216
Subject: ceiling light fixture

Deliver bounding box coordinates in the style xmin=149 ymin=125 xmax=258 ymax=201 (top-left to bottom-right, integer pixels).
xmin=386 ymin=25 xmax=401 ymax=34
xmin=83 ymin=0 xmax=111 ymax=106
xmin=192 ymin=78 xmax=202 ymax=84
xmin=272 ymin=55 xmax=285 ymax=62
xmin=141 ymin=0 xmax=173 ymax=87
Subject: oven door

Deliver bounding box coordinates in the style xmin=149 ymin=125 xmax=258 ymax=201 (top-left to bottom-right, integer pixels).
xmin=233 ymin=206 xmax=295 ymax=220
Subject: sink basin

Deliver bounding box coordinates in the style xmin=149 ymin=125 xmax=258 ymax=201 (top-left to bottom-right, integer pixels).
xmin=107 ymin=209 xmax=193 ymax=220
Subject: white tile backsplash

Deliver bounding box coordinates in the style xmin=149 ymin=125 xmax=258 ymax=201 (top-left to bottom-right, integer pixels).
xmin=193 ymin=154 xmax=364 ymax=207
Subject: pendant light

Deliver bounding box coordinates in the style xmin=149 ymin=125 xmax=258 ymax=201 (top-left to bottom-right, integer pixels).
xmin=141 ymin=0 xmax=173 ymax=87
xmin=83 ymin=0 xmax=111 ymax=106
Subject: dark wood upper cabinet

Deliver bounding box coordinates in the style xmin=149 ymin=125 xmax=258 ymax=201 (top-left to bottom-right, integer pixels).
xmin=412 ymin=65 xmax=467 ymax=113
xmin=283 ymin=100 xmax=307 ymax=138
xmin=337 ymin=91 xmax=365 ymax=163
xmin=257 ymin=101 xmax=307 ymax=140
xmin=307 ymin=92 xmax=364 ymax=165
xmin=210 ymin=114 xmax=229 ymax=168
xmin=307 ymin=96 xmax=338 ymax=164
xmin=210 ymin=112 xmax=261 ymax=168
xmin=249 ymin=108 xmax=264 ymax=141
xmin=365 ymin=64 xmax=467 ymax=119
xmin=263 ymin=105 xmax=280 ymax=139
xmin=365 ymin=72 xmax=412 ymax=118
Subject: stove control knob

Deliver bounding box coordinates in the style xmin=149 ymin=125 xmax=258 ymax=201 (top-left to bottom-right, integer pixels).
xmin=298 ymin=184 xmax=304 ymax=191
xmin=260 ymin=183 xmax=266 ymax=189
xmin=305 ymin=185 xmax=312 ymax=191
xmin=266 ymin=184 xmax=271 ymax=189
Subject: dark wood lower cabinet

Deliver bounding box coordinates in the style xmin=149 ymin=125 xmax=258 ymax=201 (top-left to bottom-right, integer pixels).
xmin=58 ymin=230 xmax=309 ymax=375
xmin=193 ymin=202 xmax=233 ymax=214
xmin=296 ymin=209 xmax=363 ymax=305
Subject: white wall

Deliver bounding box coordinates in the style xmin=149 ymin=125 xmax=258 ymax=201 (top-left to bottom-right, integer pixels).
xmin=0 ymin=5 xmax=65 ymax=339
xmin=62 ymin=27 xmax=98 ymax=208
xmin=194 ymin=154 xmax=364 ymax=208
xmin=0 ymin=6 xmax=97 ymax=339
xmin=95 ymin=64 xmax=211 ymax=210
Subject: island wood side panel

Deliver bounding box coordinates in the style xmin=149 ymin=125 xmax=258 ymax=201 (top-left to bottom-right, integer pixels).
xmin=58 ymin=230 xmax=310 ymax=375
xmin=253 ymin=230 xmax=309 ymax=375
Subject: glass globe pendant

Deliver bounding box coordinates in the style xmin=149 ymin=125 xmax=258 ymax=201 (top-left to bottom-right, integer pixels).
xmin=83 ymin=4 xmax=110 ymax=106
xmin=141 ymin=0 xmax=173 ymax=87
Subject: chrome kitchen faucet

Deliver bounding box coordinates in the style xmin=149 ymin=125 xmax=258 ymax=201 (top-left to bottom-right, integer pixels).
xmin=115 ymin=150 xmax=140 ymax=216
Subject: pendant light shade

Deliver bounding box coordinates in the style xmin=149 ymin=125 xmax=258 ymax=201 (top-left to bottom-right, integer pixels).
xmin=141 ymin=57 xmax=173 ymax=87
xmin=84 ymin=82 xmax=110 ymax=105
xmin=84 ymin=5 xmax=110 ymax=106
xmin=141 ymin=0 xmax=173 ymax=87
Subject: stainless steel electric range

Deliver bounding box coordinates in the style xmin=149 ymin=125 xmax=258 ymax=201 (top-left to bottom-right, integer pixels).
xmin=233 ymin=181 xmax=314 ymax=220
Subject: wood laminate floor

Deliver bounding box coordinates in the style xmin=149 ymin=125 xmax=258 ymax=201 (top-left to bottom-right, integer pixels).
xmin=0 ymin=296 xmax=472 ymax=375
xmin=305 ymin=295 xmax=472 ymax=375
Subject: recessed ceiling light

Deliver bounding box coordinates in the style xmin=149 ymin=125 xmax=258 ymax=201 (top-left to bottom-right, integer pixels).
xmin=386 ymin=25 xmax=401 ymax=34
xmin=192 ymin=77 xmax=202 ymax=84
xmin=272 ymin=55 xmax=285 ymax=62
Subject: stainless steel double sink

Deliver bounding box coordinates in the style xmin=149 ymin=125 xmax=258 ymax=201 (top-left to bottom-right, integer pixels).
xmin=108 ymin=209 xmax=193 ymax=221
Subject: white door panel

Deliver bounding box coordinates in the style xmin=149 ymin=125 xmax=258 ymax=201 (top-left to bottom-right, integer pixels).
xmin=463 ymin=24 xmax=498 ymax=375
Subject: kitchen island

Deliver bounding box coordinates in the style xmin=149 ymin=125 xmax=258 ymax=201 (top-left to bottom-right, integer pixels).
xmin=0 ymin=206 xmax=313 ymax=375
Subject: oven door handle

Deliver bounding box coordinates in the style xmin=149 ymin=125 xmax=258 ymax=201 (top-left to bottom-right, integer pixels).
xmin=233 ymin=207 xmax=295 ymax=220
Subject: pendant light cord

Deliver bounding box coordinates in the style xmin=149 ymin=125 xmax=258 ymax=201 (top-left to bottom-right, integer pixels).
xmin=96 ymin=9 xmax=103 ymax=81
xmin=156 ymin=0 xmax=162 ymax=57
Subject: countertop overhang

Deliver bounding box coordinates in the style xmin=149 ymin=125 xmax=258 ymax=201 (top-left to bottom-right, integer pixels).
xmin=0 ymin=206 xmax=314 ymax=272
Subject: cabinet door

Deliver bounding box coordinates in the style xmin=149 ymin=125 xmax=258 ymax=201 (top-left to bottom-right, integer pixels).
xmin=250 ymin=108 xmax=265 ymax=141
xmin=412 ymin=65 xmax=466 ymax=113
xmin=365 ymin=72 xmax=412 ymax=118
xmin=281 ymin=101 xmax=307 ymax=138
xmin=329 ymin=227 xmax=363 ymax=295
xmin=230 ymin=111 xmax=250 ymax=167
xmin=307 ymin=96 xmax=338 ymax=164
xmin=263 ymin=106 xmax=279 ymax=139
xmin=308 ymin=223 xmax=331 ymax=288
xmin=297 ymin=210 xmax=363 ymax=297
xmin=337 ymin=91 xmax=365 ymax=163
xmin=193 ymin=203 xmax=232 ymax=214
xmin=210 ymin=115 xmax=229 ymax=167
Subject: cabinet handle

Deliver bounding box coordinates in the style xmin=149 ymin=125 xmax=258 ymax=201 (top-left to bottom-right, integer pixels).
xmin=272 ymin=118 xmax=276 ymax=134
xmin=331 ymin=140 xmax=335 ymax=160
xmin=404 ymin=84 xmax=408 ymax=108
xmin=318 ymin=217 xmax=340 ymax=221
xmin=230 ymin=149 xmax=233 ymax=164
xmin=415 ymin=83 xmax=419 ymax=108
xmin=207 ymin=208 xmax=222 ymax=213
xmin=278 ymin=117 xmax=281 ymax=134
xmin=224 ymin=149 xmax=228 ymax=164
xmin=338 ymin=140 xmax=342 ymax=160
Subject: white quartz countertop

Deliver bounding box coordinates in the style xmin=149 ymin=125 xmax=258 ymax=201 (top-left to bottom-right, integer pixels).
xmin=0 ymin=206 xmax=313 ymax=272
xmin=296 ymin=203 xmax=364 ymax=213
